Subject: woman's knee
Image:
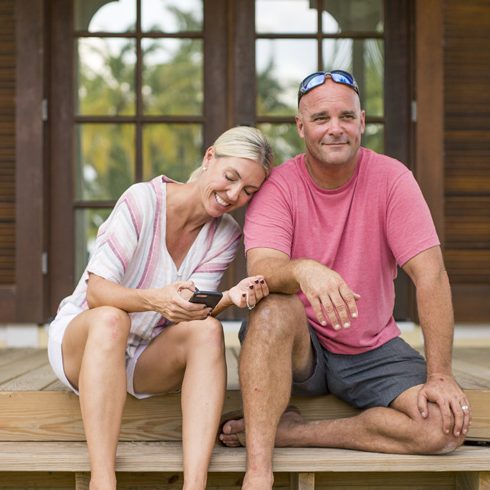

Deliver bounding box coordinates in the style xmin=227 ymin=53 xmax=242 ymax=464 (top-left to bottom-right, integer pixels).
xmin=185 ymin=316 xmax=225 ymax=353
xmin=87 ymin=306 xmax=131 ymax=348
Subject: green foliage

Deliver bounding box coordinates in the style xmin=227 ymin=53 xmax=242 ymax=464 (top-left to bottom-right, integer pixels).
xmin=74 ymin=3 xmax=385 ymax=275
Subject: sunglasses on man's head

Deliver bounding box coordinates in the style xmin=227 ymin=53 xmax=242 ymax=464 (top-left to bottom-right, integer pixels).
xmin=297 ymin=70 xmax=360 ymax=104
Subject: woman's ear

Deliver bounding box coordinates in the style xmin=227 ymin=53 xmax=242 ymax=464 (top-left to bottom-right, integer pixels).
xmin=203 ymin=146 xmax=215 ymax=166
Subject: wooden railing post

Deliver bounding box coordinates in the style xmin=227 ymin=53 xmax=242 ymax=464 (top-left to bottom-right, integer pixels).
xmin=75 ymin=472 xmax=89 ymax=490
xmin=456 ymin=472 xmax=490 ymax=490
xmin=290 ymin=472 xmax=315 ymax=490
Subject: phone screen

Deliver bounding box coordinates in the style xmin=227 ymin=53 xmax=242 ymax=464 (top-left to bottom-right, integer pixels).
xmin=189 ymin=290 xmax=223 ymax=309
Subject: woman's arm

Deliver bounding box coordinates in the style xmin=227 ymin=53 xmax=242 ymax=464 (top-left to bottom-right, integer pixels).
xmin=87 ymin=273 xmax=210 ymax=322
xmin=210 ymin=275 xmax=269 ymax=317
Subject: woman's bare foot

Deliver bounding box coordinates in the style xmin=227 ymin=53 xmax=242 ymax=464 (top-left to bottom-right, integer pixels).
xmin=219 ymin=406 xmax=305 ymax=447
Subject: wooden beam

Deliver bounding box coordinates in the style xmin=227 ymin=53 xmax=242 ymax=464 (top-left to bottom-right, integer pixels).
xmin=415 ymin=0 xmax=445 ymax=242
xmin=48 ymin=0 xmax=75 ymax=315
xmin=456 ymin=472 xmax=490 ymax=490
xmin=15 ymin=0 xmax=46 ymax=321
xmin=0 ymin=442 xmax=490 ymax=472
xmin=290 ymin=472 xmax=315 ymax=490
xmin=203 ymin=0 xmax=228 ymax=147
xmin=0 ymin=286 xmax=15 ymax=322
xmin=0 ymin=388 xmax=489 ymax=442
xmin=75 ymin=472 xmax=89 ymax=490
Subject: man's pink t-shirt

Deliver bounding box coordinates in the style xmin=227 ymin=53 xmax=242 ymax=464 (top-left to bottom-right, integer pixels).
xmin=244 ymin=147 xmax=440 ymax=355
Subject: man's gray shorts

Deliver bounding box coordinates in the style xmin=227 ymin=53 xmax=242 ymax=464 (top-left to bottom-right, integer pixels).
xmin=239 ymin=321 xmax=427 ymax=410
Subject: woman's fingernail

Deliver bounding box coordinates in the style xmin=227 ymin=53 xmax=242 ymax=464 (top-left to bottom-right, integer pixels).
xmin=260 ymin=280 xmax=264 ymax=284
xmin=242 ymin=293 xmax=246 ymax=297
xmin=249 ymin=285 xmax=254 ymax=289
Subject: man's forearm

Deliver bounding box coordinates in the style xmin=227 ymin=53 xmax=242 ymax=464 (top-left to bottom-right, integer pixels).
xmin=248 ymin=257 xmax=316 ymax=294
xmin=417 ymin=270 xmax=454 ymax=376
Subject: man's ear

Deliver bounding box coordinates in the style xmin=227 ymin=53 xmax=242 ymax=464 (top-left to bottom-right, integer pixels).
xmin=360 ymin=110 xmax=366 ymax=135
xmin=295 ymin=114 xmax=305 ymax=139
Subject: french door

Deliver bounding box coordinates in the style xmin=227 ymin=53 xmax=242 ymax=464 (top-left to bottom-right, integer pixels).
xmin=48 ymin=0 xmax=413 ymax=321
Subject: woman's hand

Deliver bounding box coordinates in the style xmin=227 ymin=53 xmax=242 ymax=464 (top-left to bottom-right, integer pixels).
xmin=146 ymin=281 xmax=211 ymax=322
xmin=228 ymin=275 xmax=269 ymax=310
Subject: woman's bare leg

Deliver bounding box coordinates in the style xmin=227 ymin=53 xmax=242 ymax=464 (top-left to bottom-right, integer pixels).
xmin=62 ymin=306 xmax=131 ymax=490
xmin=134 ymin=317 xmax=226 ymax=490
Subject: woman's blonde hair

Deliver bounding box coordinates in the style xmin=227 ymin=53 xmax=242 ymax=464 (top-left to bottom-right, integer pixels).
xmin=187 ymin=126 xmax=273 ymax=182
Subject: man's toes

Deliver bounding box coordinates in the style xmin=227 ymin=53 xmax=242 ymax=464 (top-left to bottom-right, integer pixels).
xmin=219 ymin=433 xmax=242 ymax=447
xmin=222 ymin=418 xmax=245 ymax=435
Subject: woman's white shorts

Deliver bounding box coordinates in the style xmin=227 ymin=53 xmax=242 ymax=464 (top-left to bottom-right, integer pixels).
xmin=47 ymin=303 xmax=156 ymax=400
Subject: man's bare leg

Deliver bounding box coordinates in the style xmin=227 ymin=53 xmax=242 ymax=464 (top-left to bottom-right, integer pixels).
xmin=222 ymin=294 xmax=464 ymax=490
xmin=222 ymin=386 xmax=464 ymax=454
xmin=235 ymin=294 xmax=314 ymax=490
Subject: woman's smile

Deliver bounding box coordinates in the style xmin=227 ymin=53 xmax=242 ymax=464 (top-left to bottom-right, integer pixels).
xmin=214 ymin=192 xmax=231 ymax=207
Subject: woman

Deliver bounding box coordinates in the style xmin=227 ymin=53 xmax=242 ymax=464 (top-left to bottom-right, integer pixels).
xmin=48 ymin=126 xmax=273 ymax=490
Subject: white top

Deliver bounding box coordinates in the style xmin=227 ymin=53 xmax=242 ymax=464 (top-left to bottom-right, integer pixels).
xmin=50 ymin=176 xmax=241 ymax=357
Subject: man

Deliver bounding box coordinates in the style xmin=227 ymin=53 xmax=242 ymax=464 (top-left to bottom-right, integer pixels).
xmin=219 ymin=70 xmax=470 ymax=490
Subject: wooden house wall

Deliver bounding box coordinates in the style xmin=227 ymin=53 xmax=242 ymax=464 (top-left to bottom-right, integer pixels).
xmin=0 ymin=0 xmax=488 ymax=323
xmin=0 ymin=0 xmax=15 ymax=288
xmin=444 ymin=0 xmax=490 ymax=322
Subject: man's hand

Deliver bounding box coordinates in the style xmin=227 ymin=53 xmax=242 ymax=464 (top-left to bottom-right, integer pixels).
xmin=417 ymin=373 xmax=471 ymax=437
xmin=296 ymin=260 xmax=360 ymax=329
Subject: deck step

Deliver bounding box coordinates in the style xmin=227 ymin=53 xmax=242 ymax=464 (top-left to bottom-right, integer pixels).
xmin=1 ymin=389 xmax=488 ymax=442
xmin=0 ymin=441 xmax=489 ymax=472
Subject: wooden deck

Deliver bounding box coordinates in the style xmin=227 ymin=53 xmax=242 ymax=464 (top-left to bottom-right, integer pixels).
xmin=0 ymin=346 xmax=489 ymax=442
xmin=0 ymin=346 xmax=489 ymax=489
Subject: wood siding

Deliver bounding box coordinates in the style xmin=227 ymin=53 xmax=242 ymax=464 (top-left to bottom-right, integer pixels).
xmin=0 ymin=1 xmax=489 ymax=323
xmin=444 ymin=0 xmax=490 ymax=321
xmin=0 ymin=0 xmax=15 ymax=286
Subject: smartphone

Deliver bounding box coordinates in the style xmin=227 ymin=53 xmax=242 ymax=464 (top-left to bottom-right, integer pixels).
xmin=189 ymin=290 xmax=223 ymax=309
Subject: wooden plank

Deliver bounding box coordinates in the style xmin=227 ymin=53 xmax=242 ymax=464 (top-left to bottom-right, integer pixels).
xmin=0 ymin=348 xmax=38 ymax=368
xmin=465 ymin=390 xmax=490 ymax=442
xmin=456 ymin=472 xmax=490 ymax=490
xmin=48 ymin=0 xmax=75 ymax=316
xmin=0 ymin=362 xmax=57 ymax=391
xmin=451 ymin=285 xmax=490 ymax=324
xmin=0 ymin=391 xmax=238 ymax=442
xmin=452 ymin=357 xmax=490 ymax=390
xmin=0 ymin=441 xmax=489 ymax=473
xmin=290 ymin=473 xmax=315 ymax=490
xmin=43 ymin=379 xmax=69 ymax=391
xmin=0 ymin=471 xmax=74 ymax=488
xmin=415 ymin=0 xmax=444 ymax=240
xmin=0 ymin=0 xmax=15 ymax=294
xmin=75 ymin=472 xmax=89 ymax=490
xmin=0 ymin=388 xmax=488 ymax=442
xmin=2 ymin=346 xmax=489 ymax=391
xmin=15 ymin=0 xmax=46 ymax=322
xmin=0 ymin=349 xmax=47 ymax=385
xmin=315 ymin=471 xmax=455 ymax=489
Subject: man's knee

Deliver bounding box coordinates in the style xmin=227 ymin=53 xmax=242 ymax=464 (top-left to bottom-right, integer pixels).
xmin=410 ymin=404 xmax=464 ymax=454
xmin=250 ymin=294 xmax=306 ymax=338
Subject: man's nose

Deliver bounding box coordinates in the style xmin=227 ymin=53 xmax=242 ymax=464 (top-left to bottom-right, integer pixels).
xmin=327 ymin=118 xmax=343 ymax=134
